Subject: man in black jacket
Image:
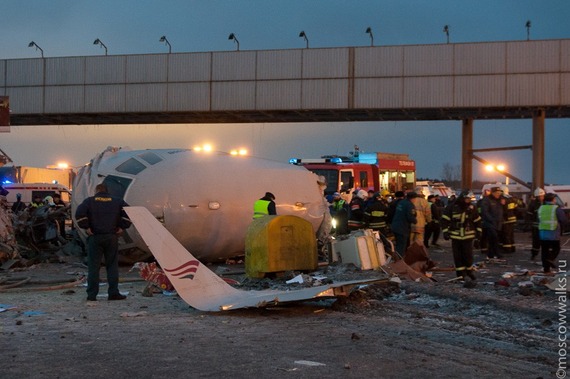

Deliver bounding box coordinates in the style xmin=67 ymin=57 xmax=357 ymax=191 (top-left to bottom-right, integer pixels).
xmin=75 ymin=183 xmax=131 ymax=301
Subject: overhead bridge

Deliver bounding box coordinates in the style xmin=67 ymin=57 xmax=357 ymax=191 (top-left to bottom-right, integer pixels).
xmin=1 ymin=39 xmax=569 ymax=187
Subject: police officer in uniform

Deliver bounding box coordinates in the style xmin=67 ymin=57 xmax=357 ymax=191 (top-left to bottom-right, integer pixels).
xmin=75 ymin=183 xmax=131 ymax=301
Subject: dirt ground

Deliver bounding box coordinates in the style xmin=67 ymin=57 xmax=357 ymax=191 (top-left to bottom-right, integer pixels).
xmin=1 ymin=231 xmax=568 ymax=379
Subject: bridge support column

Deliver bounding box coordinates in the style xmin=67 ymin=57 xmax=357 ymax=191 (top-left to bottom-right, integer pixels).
xmin=532 ymin=109 xmax=545 ymax=190
xmin=461 ymin=118 xmax=473 ymax=189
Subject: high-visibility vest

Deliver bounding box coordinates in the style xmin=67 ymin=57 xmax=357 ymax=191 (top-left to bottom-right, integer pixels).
xmin=538 ymin=204 xmax=558 ymax=231
xmin=253 ymin=199 xmax=271 ymax=219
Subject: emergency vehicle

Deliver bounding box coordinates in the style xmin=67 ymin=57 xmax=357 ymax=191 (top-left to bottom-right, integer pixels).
xmin=3 ymin=183 xmax=71 ymax=206
xmin=289 ymin=150 xmax=416 ymax=200
xmin=415 ymin=181 xmax=456 ymax=203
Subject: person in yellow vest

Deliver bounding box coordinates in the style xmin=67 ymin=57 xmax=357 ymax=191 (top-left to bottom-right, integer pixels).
xmin=253 ymin=192 xmax=276 ymax=219
xmin=537 ymin=193 xmax=568 ymax=274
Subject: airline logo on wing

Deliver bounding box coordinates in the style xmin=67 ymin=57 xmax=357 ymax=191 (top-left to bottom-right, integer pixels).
xmin=164 ymin=260 xmax=200 ymax=280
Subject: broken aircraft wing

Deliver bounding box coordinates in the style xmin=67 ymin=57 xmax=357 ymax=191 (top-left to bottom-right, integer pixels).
xmin=124 ymin=206 xmax=381 ymax=311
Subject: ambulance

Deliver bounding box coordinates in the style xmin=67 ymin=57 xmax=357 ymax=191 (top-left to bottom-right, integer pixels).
xmin=2 ymin=183 xmax=71 ymax=206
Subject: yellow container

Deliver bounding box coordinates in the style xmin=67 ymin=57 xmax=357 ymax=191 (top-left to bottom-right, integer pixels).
xmin=245 ymin=215 xmax=317 ymax=278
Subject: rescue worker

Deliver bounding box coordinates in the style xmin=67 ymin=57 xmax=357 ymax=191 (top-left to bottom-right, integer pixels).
xmin=11 ymin=193 xmax=26 ymax=214
xmin=480 ymin=186 xmax=504 ymax=259
xmin=441 ymin=190 xmax=482 ymax=282
xmin=29 ymin=194 xmax=43 ymax=213
xmin=526 ymin=187 xmax=545 ymax=260
xmin=500 ymin=185 xmax=517 ymax=253
xmin=363 ymin=191 xmax=389 ymax=235
xmin=424 ymin=194 xmax=441 ymax=248
xmin=476 ymin=189 xmax=491 ymax=256
xmin=538 ymin=193 xmax=568 ymax=273
xmin=330 ymin=192 xmax=349 ymax=235
xmin=390 ymin=191 xmax=417 ymax=257
xmin=410 ymin=192 xmax=432 ymax=246
xmin=253 ymin=192 xmax=276 ymax=219
xmin=348 ymin=189 xmax=368 ymax=230
xmin=52 ymin=193 xmax=68 ymax=238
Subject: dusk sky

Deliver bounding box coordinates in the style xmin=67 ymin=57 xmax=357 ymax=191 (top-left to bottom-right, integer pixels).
xmin=1 ymin=1 xmax=569 ymax=185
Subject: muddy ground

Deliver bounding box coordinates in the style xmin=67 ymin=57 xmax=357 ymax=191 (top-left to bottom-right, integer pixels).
xmin=1 ymin=231 xmax=568 ymax=379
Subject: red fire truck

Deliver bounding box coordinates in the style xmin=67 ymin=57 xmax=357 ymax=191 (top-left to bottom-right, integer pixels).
xmin=289 ymin=150 xmax=416 ymax=199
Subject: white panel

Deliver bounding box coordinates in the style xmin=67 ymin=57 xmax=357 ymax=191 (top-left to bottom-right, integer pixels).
xmin=5 ymin=87 xmax=43 ymax=114
xmin=354 ymin=46 xmax=404 ymax=77
xmin=403 ymin=44 xmax=454 ymax=76
xmin=85 ymin=84 xmax=125 ymax=113
xmin=125 ymin=83 xmax=167 ymax=112
xmin=302 ymin=48 xmax=348 ymax=78
xmin=506 ymin=73 xmax=560 ymax=106
xmin=45 ymin=85 xmax=84 ymax=113
xmin=126 ymin=55 xmax=168 ymax=83
xmin=168 ymin=82 xmax=210 ymax=111
xmin=6 ymin=59 xmax=44 ymax=86
xmin=211 ymin=81 xmax=255 ymax=110
xmin=212 ymin=52 xmax=256 ymax=81
xmin=169 ymin=53 xmax=211 ymax=82
xmin=506 ymin=40 xmax=560 ymax=73
xmin=257 ymin=50 xmax=302 ymax=80
xmin=354 ymin=78 xmax=403 ymax=108
xmin=403 ymin=77 xmax=453 ymax=108
xmin=256 ymin=80 xmax=301 ymax=110
xmin=46 ymin=57 xmax=85 ymax=85
xmin=302 ymin=79 xmax=348 ymax=109
xmin=85 ymin=56 xmax=126 ymax=84
xmin=455 ymin=42 xmax=506 ymax=75
xmin=454 ymin=75 xmax=506 ymax=107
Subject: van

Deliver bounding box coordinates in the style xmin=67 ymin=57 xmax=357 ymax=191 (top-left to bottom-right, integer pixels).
xmin=2 ymin=183 xmax=71 ymax=206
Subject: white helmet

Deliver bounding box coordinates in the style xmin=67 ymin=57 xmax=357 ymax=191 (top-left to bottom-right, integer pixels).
xmin=500 ymin=185 xmax=509 ymax=195
xmin=357 ymin=190 xmax=368 ymax=200
xmin=534 ymin=187 xmax=545 ymax=197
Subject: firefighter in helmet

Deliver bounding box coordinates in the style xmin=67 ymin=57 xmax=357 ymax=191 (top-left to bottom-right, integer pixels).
xmin=500 ymin=185 xmax=517 ymax=253
xmin=441 ymin=190 xmax=482 ymax=283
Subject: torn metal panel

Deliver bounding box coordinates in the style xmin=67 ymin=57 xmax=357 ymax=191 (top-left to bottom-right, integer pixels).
xmin=125 ymin=206 xmax=381 ymax=312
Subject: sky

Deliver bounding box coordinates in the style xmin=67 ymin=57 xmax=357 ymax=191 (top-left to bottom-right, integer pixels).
xmin=1 ymin=1 xmax=570 ymax=185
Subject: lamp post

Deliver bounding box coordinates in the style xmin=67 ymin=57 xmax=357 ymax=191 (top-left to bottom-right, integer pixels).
xmin=93 ymin=38 xmax=108 ymax=55
xmin=525 ymin=20 xmax=531 ymax=41
xmin=28 ymin=41 xmax=44 ymax=58
xmin=443 ymin=25 xmax=450 ymax=44
xmin=159 ymin=35 xmax=172 ymax=53
xmin=365 ymin=27 xmax=374 ymax=47
xmin=485 ymin=163 xmax=509 ymax=185
xmin=299 ymin=31 xmax=309 ymax=48
xmin=228 ymin=33 xmax=240 ymax=51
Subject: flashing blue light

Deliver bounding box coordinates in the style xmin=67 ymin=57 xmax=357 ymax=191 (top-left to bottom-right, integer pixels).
xmin=2 ymin=180 xmax=13 ymax=184
xmin=289 ymin=158 xmax=300 ymax=164
xmin=330 ymin=157 xmax=343 ymax=163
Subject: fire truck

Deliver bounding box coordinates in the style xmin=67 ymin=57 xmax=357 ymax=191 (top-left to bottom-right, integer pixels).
xmin=289 ymin=150 xmax=416 ymax=200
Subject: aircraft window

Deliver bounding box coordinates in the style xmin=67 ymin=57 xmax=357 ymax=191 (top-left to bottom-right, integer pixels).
xmin=116 ymin=158 xmax=146 ymax=175
xmin=138 ymin=151 xmax=162 ymax=165
xmin=102 ymin=175 xmax=133 ymax=199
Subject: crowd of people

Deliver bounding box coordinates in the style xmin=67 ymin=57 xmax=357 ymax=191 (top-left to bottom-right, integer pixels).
xmin=324 ymin=184 xmax=567 ymax=284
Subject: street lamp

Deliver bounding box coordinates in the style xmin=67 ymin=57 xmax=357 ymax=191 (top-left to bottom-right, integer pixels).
xmin=93 ymin=38 xmax=108 ymax=55
xmin=159 ymin=35 xmax=172 ymax=53
xmin=228 ymin=33 xmax=239 ymax=51
xmin=28 ymin=41 xmax=44 ymax=58
xmin=443 ymin=25 xmax=450 ymax=44
xmin=299 ymin=31 xmax=309 ymax=48
xmin=485 ymin=163 xmax=509 ymax=185
xmin=365 ymin=27 xmax=374 ymax=47
xmin=525 ymin=20 xmax=531 ymax=41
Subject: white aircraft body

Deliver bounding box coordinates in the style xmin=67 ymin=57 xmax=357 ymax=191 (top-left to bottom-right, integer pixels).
xmin=124 ymin=206 xmax=381 ymax=311
xmin=72 ymin=146 xmax=328 ymax=262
